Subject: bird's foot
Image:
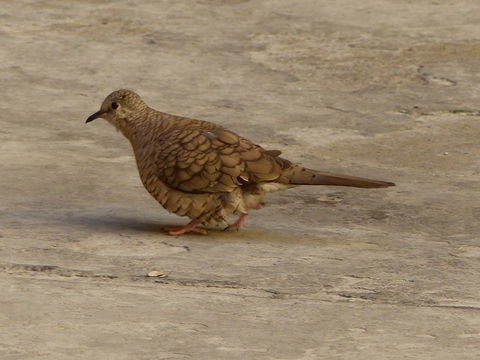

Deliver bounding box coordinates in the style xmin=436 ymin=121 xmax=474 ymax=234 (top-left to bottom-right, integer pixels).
xmin=164 ymin=220 xmax=207 ymax=236
xmin=224 ymin=213 xmax=248 ymax=231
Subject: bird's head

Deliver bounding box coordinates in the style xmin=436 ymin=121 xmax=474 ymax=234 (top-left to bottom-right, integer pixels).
xmin=86 ymin=89 xmax=147 ymax=130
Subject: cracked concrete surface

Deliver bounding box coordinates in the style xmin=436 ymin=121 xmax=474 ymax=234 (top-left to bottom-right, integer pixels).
xmin=1 ymin=0 xmax=480 ymax=359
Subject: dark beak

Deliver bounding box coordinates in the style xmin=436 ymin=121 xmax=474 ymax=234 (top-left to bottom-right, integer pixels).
xmin=86 ymin=110 xmax=105 ymax=123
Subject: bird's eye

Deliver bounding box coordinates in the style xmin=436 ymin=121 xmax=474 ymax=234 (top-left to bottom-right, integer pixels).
xmin=111 ymin=102 xmax=119 ymax=110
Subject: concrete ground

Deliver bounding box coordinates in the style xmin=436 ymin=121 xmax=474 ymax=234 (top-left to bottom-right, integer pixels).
xmin=1 ymin=0 xmax=480 ymax=359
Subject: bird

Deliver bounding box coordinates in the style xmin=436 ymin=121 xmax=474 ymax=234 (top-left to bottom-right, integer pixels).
xmin=86 ymin=89 xmax=394 ymax=235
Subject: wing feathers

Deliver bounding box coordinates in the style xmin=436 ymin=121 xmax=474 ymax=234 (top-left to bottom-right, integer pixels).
xmin=153 ymin=121 xmax=393 ymax=193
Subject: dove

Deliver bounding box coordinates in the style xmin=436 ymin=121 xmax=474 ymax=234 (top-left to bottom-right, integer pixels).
xmin=86 ymin=89 xmax=394 ymax=235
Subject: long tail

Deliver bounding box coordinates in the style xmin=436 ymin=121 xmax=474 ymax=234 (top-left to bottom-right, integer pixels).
xmin=287 ymin=166 xmax=395 ymax=188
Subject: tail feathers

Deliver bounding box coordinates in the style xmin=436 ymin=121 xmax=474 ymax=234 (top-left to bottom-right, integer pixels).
xmin=288 ymin=166 xmax=395 ymax=188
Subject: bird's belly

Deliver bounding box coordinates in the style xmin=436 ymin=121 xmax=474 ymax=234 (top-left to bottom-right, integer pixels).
xmin=135 ymin=160 xmax=231 ymax=224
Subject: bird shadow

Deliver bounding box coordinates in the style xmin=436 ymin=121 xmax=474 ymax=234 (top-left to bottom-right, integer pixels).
xmin=66 ymin=214 xmax=290 ymax=240
xmin=68 ymin=214 xmax=168 ymax=234
xmin=27 ymin=203 xmax=309 ymax=241
xmin=29 ymin=207 xmax=183 ymax=235
xmin=62 ymin=213 xmax=229 ymax=238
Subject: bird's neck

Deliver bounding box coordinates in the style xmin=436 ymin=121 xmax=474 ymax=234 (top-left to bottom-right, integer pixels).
xmin=119 ymin=107 xmax=173 ymax=145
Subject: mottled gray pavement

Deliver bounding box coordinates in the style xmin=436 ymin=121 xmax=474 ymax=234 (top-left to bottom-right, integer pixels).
xmin=1 ymin=1 xmax=480 ymax=359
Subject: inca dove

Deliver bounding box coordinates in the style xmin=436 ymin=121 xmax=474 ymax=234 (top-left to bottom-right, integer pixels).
xmin=86 ymin=89 xmax=394 ymax=235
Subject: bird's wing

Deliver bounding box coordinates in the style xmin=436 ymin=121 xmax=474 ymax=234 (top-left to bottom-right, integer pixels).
xmin=155 ymin=125 xmax=290 ymax=193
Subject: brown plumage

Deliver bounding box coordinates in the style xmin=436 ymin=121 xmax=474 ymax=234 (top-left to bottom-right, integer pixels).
xmin=86 ymin=89 xmax=394 ymax=235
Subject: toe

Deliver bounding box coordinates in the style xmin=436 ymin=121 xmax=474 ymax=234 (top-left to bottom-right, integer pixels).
xmin=190 ymin=227 xmax=207 ymax=235
xmin=163 ymin=226 xmax=207 ymax=236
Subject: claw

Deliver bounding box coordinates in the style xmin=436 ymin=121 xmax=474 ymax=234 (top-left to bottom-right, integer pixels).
xmin=224 ymin=213 xmax=248 ymax=231
xmin=223 ymin=225 xmax=240 ymax=232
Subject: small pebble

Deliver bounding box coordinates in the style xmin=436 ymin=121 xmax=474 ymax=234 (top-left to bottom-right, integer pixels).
xmin=147 ymin=271 xmax=167 ymax=278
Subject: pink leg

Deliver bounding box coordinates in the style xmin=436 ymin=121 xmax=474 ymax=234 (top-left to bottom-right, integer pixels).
xmin=223 ymin=203 xmax=263 ymax=231
xmin=224 ymin=213 xmax=249 ymax=231
xmin=163 ymin=220 xmax=207 ymax=236
xmin=224 ymin=203 xmax=263 ymax=231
